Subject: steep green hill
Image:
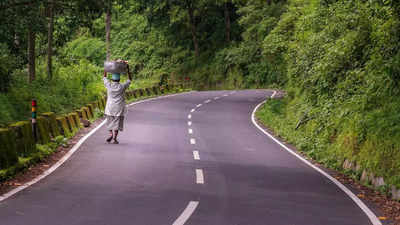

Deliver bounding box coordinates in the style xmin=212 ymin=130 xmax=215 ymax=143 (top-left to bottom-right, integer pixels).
xmin=257 ymin=0 xmax=400 ymax=189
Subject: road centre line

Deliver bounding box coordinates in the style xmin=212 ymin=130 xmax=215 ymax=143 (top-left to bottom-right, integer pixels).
xmin=188 ymin=114 xmax=192 ymax=119
xmin=188 ymin=129 xmax=193 ymax=134
xmin=196 ymin=169 xmax=204 ymax=184
xmin=196 ymin=104 xmax=202 ymax=108
xmin=172 ymin=201 xmax=199 ymax=225
xmin=193 ymin=151 xmax=200 ymax=160
xmin=188 ymin=121 xmax=192 ymax=126
xmin=190 ymin=138 xmax=196 ymax=145
xmin=251 ymin=91 xmax=382 ymax=225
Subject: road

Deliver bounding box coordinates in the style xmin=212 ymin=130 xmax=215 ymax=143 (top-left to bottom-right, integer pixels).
xmin=0 ymin=90 xmax=375 ymax=225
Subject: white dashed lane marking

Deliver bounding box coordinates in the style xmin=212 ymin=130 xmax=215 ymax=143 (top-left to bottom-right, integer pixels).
xmin=196 ymin=169 xmax=204 ymax=184
xmin=204 ymin=100 xmax=211 ymax=103
xmin=188 ymin=114 xmax=192 ymax=119
xmin=196 ymin=104 xmax=202 ymax=108
xmin=172 ymin=201 xmax=199 ymax=225
xmin=190 ymin=138 xmax=196 ymax=145
xmin=193 ymin=151 xmax=200 ymax=160
xmin=188 ymin=129 xmax=193 ymax=134
xmin=223 ymin=94 xmax=228 ymax=97
xmin=188 ymin=121 xmax=192 ymax=126
xmin=191 ymin=109 xmax=195 ymax=113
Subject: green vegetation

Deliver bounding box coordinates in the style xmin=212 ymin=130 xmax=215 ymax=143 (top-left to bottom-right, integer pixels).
xmin=0 ymin=0 xmax=285 ymax=124
xmin=0 ymin=1 xmax=168 ymax=125
xmin=0 ymin=136 xmax=66 ymax=181
xmin=255 ymin=0 xmax=400 ymax=188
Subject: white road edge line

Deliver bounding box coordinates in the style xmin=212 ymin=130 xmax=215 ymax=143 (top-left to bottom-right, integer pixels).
xmin=251 ymin=90 xmax=382 ymax=225
xmin=191 ymin=109 xmax=195 ymax=113
xmin=188 ymin=114 xmax=192 ymax=119
xmin=196 ymin=169 xmax=204 ymax=184
xmin=196 ymin=104 xmax=202 ymax=108
xmin=172 ymin=201 xmax=199 ymax=225
xmin=0 ymin=91 xmax=194 ymax=203
xmin=188 ymin=129 xmax=193 ymax=134
xmin=188 ymin=121 xmax=192 ymax=126
xmin=190 ymin=138 xmax=196 ymax=145
xmin=193 ymin=151 xmax=200 ymax=160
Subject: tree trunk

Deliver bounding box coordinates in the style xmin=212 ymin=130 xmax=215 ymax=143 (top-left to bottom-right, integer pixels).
xmin=47 ymin=0 xmax=54 ymax=80
xmin=224 ymin=2 xmax=231 ymax=43
xmin=105 ymin=1 xmax=112 ymax=61
xmin=14 ymin=33 xmax=20 ymax=49
xmin=28 ymin=28 xmax=36 ymax=83
xmin=187 ymin=5 xmax=199 ymax=57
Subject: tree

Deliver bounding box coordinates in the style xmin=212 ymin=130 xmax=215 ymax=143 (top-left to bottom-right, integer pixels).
xmin=216 ymin=0 xmax=235 ymax=44
xmin=185 ymin=0 xmax=199 ymax=57
xmin=105 ymin=0 xmax=112 ymax=60
xmin=141 ymin=0 xmax=204 ymax=57
xmin=224 ymin=1 xmax=231 ymax=43
xmin=28 ymin=27 xmax=36 ymax=83
xmin=47 ymin=0 xmax=54 ymax=80
xmin=1 ymin=0 xmax=46 ymax=83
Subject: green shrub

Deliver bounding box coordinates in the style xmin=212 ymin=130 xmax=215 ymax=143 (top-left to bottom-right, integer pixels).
xmin=0 ymin=43 xmax=18 ymax=93
xmin=257 ymin=0 xmax=400 ymax=188
xmin=0 ymin=128 xmax=18 ymax=169
xmin=61 ymin=32 xmax=106 ymax=66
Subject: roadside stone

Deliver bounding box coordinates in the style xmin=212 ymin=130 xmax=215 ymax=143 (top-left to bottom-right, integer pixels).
xmin=372 ymin=177 xmax=385 ymax=188
xmin=351 ymin=162 xmax=358 ymax=172
xmin=355 ymin=163 xmax=361 ymax=172
xmin=343 ymin=159 xmax=352 ymax=170
xmin=361 ymin=170 xmax=370 ymax=183
xmin=81 ymin=119 xmax=91 ymax=128
xmin=391 ymin=186 xmax=400 ymax=200
xmin=369 ymin=172 xmax=375 ymax=184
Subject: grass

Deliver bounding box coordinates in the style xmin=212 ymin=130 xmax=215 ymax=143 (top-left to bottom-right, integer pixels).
xmin=256 ymin=97 xmax=400 ymax=191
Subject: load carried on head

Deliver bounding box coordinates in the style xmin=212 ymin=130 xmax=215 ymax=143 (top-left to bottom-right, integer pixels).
xmin=104 ymin=60 xmax=129 ymax=74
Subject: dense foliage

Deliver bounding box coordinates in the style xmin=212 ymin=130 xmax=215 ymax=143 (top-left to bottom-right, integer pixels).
xmin=0 ymin=0 xmax=156 ymax=124
xmin=256 ymin=0 xmax=400 ymax=188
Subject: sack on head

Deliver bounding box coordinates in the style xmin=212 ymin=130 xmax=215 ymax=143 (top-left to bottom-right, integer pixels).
xmin=104 ymin=61 xmax=128 ymax=74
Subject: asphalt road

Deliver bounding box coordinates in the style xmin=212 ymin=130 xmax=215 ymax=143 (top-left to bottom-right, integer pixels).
xmin=0 ymin=90 xmax=374 ymax=225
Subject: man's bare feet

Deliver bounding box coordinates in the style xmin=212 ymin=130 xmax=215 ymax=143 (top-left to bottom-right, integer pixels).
xmin=106 ymin=135 xmax=113 ymax=143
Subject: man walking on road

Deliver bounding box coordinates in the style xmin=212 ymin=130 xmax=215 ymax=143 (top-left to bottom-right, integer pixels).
xmin=103 ymin=61 xmax=132 ymax=144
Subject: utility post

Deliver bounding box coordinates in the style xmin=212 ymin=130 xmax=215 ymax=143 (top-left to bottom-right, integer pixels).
xmin=32 ymin=99 xmax=37 ymax=142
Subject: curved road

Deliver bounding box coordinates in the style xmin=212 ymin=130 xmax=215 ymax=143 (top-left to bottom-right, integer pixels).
xmin=0 ymin=90 xmax=374 ymax=225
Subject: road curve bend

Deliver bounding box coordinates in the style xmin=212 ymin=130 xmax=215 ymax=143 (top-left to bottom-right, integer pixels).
xmin=0 ymin=90 xmax=377 ymax=225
